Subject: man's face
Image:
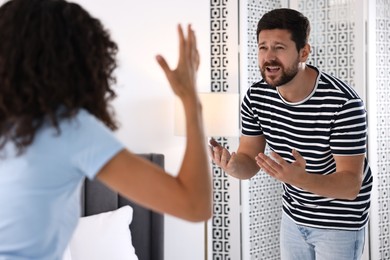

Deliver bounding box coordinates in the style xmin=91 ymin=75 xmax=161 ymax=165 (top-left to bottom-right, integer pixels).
xmin=257 ymin=29 xmax=301 ymax=87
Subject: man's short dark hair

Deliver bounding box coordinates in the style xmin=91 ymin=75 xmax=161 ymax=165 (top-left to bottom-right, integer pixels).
xmin=256 ymin=8 xmax=311 ymax=51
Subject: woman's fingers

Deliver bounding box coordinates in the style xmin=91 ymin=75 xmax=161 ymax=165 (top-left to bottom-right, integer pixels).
xmin=188 ymin=25 xmax=199 ymax=71
xmin=155 ymin=55 xmax=170 ymax=75
xmin=178 ymin=24 xmax=185 ymax=64
xmin=156 ymin=24 xmax=199 ymax=97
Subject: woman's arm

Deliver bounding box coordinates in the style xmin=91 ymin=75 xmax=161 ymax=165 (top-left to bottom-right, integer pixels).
xmin=96 ymin=24 xmax=211 ymax=222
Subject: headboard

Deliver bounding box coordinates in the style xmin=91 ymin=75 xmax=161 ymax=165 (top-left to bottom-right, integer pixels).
xmin=80 ymin=153 xmax=164 ymax=260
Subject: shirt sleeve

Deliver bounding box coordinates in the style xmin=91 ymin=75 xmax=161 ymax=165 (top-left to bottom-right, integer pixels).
xmin=241 ymin=87 xmax=263 ymax=136
xmin=70 ymin=111 xmax=124 ymax=180
xmin=330 ymin=98 xmax=367 ymax=156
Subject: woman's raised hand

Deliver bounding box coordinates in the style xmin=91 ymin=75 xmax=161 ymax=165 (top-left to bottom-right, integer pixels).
xmin=156 ymin=24 xmax=199 ymax=99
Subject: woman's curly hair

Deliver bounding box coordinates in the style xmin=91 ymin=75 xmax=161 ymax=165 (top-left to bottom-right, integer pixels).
xmin=0 ymin=0 xmax=119 ymax=154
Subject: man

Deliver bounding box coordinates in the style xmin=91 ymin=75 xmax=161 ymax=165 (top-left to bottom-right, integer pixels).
xmin=210 ymin=8 xmax=372 ymax=260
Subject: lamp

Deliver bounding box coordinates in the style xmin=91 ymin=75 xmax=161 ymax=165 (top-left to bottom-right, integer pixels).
xmin=174 ymin=92 xmax=240 ymax=137
xmin=174 ymin=92 xmax=240 ymax=260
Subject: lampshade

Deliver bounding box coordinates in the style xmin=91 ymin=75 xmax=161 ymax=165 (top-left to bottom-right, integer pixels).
xmin=174 ymin=92 xmax=240 ymax=137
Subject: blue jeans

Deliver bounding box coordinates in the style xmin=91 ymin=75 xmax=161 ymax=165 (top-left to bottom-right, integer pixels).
xmin=280 ymin=213 xmax=365 ymax=260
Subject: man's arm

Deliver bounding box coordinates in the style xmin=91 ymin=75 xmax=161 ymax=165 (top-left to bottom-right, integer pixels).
xmin=210 ymin=135 xmax=266 ymax=180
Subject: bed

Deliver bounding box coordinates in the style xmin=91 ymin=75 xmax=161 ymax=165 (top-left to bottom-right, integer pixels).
xmin=65 ymin=153 xmax=165 ymax=260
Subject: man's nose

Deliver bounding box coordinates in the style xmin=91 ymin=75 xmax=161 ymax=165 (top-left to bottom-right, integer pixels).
xmin=263 ymin=49 xmax=277 ymax=61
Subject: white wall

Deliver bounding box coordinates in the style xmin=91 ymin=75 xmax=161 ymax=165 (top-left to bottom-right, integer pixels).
xmin=75 ymin=1 xmax=211 ymax=259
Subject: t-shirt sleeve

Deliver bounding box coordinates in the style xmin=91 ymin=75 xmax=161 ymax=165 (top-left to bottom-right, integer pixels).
xmin=70 ymin=111 xmax=124 ymax=180
xmin=330 ymin=98 xmax=367 ymax=156
xmin=241 ymin=87 xmax=263 ymax=136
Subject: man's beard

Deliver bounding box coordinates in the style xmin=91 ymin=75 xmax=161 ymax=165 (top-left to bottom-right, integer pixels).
xmin=260 ymin=60 xmax=299 ymax=87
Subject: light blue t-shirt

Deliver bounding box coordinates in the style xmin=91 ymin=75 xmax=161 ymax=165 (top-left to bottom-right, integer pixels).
xmin=0 ymin=109 xmax=124 ymax=259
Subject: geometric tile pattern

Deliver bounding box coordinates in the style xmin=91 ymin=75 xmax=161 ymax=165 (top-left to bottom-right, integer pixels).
xmin=210 ymin=137 xmax=232 ymax=260
xmin=211 ymin=0 xmax=230 ymax=93
xmin=210 ymin=0 xmax=234 ymax=258
xmin=210 ymin=1 xmax=389 ymax=260
xmin=298 ymin=0 xmax=357 ymax=87
xmin=297 ymin=0 xmax=375 ymax=258
xmin=244 ymin=1 xmax=283 ymax=259
xmin=372 ymin=0 xmax=390 ymax=259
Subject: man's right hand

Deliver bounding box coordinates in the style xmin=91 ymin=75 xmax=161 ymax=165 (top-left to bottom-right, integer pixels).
xmin=208 ymin=137 xmax=237 ymax=173
xmin=209 ymin=136 xmax=266 ymax=180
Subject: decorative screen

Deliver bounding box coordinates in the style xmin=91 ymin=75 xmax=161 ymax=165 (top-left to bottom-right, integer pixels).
xmin=209 ymin=0 xmax=240 ymax=259
xmin=298 ymin=0 xmax=357 ymax=87
xmin=242 ymin=1 xmax=284 ymax=260
xmin=372 ymin=0 xmax=390 ymax=259
xmin=208 ymin=0 xmax=388 ymax=259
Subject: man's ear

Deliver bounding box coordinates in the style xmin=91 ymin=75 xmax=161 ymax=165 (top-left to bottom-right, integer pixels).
xmin=299 ymin=44 xmax=311 ymax=62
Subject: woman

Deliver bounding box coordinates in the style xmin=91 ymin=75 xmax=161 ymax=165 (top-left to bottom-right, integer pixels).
xmin=0 ymin=0 xmax=211 ymax=259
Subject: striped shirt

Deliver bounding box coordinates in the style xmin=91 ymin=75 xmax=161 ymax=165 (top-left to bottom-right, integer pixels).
xmin=241 ymin=65 xmax=372 ymax=230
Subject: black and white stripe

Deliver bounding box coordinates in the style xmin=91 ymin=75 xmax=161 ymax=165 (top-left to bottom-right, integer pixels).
xmin=241 ymin=66 xmax=372 ymax=230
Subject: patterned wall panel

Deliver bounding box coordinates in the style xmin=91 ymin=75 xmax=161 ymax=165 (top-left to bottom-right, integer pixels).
xmin=210 ymin=137 xmax=232 ymax=260
xmin=242 ymin=1 xmax=284 ymax=260
xmin=211 ymin=0 xmax=229 ymax=93
xmin=209 ymin=0 xmax=240 ymax=259
xmin=213 ymin=0 xmax=381 ymax=259
xmin=298 ymin=0 xmax=357 ymax=86
xmin=373 ymin=0 xmax=390 ymax=258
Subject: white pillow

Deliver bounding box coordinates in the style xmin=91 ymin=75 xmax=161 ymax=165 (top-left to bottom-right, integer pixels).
xmin=63 ymin=205 xmax=138 ymax=260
